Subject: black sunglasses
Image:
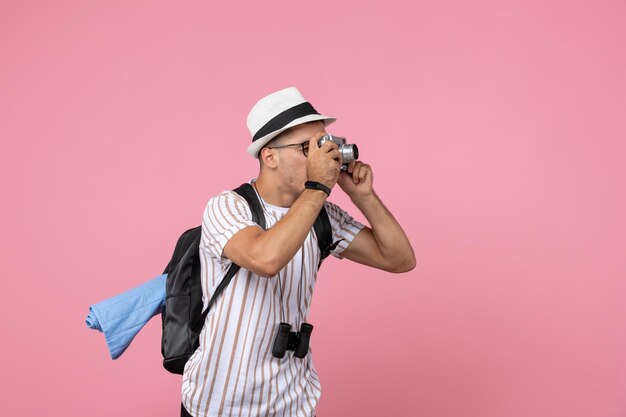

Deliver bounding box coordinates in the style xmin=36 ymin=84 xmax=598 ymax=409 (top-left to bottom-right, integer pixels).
xmin=266 ymin=139 xmax=310 ymax=157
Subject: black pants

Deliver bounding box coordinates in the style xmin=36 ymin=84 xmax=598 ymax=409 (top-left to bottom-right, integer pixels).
xmin=181 ymin=402 xmax=315 ymax=416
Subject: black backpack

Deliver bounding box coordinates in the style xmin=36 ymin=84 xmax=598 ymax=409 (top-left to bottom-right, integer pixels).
xmin=160 ymin=182 xmax=341 ymax=374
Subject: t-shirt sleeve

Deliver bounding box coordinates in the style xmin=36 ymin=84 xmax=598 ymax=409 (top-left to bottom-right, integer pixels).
xmin=324 ymin=200 xmax=367 ymax=259
xmin=200 ymin=191 xmax=262 ymax=259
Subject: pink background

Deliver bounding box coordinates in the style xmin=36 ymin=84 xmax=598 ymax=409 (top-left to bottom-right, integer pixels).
xmin=1 ymin=1 xmax=625 ymax=416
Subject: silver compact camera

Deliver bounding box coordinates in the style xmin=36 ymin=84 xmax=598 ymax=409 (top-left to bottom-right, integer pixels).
xmin=317 ymin=134 xmax=359 ymax=171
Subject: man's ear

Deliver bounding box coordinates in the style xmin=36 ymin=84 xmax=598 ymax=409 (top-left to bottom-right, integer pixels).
xmin=259 ymin=147 xmax=278 ymax=169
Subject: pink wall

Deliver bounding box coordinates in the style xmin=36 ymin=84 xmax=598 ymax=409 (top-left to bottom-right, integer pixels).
xmin=1 ymin=1 xmax=625 ymax=416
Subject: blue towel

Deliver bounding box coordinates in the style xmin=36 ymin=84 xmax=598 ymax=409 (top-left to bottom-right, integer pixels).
xmin=86 ymin=274 xmax=167 ymax=359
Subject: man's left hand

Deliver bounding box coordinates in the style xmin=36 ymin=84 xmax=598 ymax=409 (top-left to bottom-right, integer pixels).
xmin=337 ymin=161 xmax=374 ymax=200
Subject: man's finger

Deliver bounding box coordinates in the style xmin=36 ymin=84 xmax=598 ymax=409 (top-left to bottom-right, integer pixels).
xmin=352 ymin=162 xmax=361 ymax=183
xmin=308 ymin=132 xmax=327 ymax=153
xmin=320 ymin=140 xmax=338 ymax=153
xmin=359 ymin=166 xmax=369 ymax=182
xmin=362 ymin=165 xmax=373 ymax=183
xmin=327 ymin=149 xmax=342 ymax=164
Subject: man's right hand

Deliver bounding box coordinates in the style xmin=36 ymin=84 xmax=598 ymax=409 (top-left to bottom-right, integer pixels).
xmin=306 ymin=132 xmax=342 ymax=189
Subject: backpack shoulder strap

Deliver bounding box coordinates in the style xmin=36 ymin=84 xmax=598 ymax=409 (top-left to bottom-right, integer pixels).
xmin=190 ymin=261 xmax=240 ymax=334
xmin=313 ymin=205 xmax=343 ymax=269
xmin=233 ymin=182 xmax=266 ymax=230
xmin=190 ymin=183 xmax=266 ymax=335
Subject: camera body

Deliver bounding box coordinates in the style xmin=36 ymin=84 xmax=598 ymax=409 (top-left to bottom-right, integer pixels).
xmin=317 ymin=134 xmax=359 ymax=171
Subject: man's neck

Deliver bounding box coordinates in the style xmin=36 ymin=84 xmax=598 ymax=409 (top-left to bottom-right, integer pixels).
xmin=253 ymin=173 xmax=299 ymax=208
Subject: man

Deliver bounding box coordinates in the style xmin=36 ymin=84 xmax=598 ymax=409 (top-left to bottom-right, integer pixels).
xmin=181 ymin=87 xmax=415 ymax=417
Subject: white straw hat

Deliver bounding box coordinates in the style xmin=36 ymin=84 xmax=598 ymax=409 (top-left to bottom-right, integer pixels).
xmin=246 ymin=87 xmax=336 ymax=158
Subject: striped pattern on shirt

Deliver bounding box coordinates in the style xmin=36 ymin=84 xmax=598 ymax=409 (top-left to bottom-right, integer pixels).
xmin=181 ymin=183 xmax=365 ymax=417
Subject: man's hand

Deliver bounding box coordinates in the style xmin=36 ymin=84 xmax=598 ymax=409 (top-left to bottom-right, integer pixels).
xmin=306 ymin=133 xmax=342 ymax=189
xmin=335 ymin=160 xmax=416 ymax=273
xmin=337 ymin=161 xmax=374 ymax=201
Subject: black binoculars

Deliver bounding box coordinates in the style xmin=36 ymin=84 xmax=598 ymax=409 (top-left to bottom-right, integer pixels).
xmin=272 ymin=322 xmax=313 ymax=359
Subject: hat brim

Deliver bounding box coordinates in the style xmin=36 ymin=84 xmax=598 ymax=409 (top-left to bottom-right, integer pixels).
xmin=247 ymin=114 xmax=336 ymax=158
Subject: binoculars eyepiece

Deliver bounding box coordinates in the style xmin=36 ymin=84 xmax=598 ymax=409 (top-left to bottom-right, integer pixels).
xmin=272 ymin=322 xmax=314 ymax=359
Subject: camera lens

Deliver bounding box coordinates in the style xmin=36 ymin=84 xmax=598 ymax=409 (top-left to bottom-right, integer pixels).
xmin=340 ymin=144 xmax=359 ymax=164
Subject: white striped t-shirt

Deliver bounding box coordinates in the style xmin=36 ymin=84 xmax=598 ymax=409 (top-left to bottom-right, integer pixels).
xmin=181 ymin=180 xmax=366 ymax=417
